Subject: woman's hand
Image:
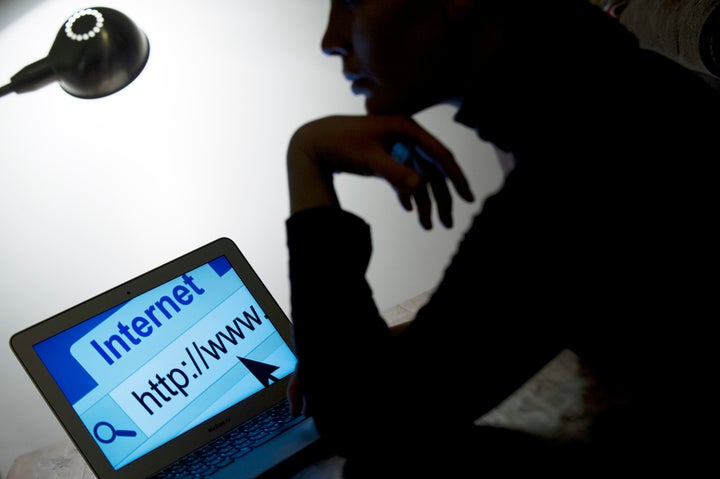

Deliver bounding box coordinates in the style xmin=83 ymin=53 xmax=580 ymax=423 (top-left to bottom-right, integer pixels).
xmin=286 ymin=366 xmax=308 ymax=418
xmin=286 ymin=321 xmax=410 ymax=418
xmin=287 ymin=115 xmax=474 ymax=229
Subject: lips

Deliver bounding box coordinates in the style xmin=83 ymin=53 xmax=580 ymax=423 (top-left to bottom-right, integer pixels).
xmin=344 ymin=72 xmax=371 ymax=96
xmin=343 ymin=71 xmax=363 ymax=82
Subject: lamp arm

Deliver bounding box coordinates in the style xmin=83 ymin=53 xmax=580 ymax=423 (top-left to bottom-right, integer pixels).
xmin=0 ymin=83 xmax=12 ymax=98
xmin=2 ymin=57 xmax=55 ymax=96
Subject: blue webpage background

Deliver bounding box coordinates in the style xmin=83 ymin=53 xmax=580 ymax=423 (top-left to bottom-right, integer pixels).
xmin=32 ymin=256 xmax=298 ymax=469
xmin=33 ymin=257 xmax=232 ymax=406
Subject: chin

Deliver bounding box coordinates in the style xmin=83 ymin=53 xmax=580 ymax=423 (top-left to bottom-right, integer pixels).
xmin=364 ymin=93 xmax=438 ymax=116
xmin=364 ymin=98 xmax=422 ymax=116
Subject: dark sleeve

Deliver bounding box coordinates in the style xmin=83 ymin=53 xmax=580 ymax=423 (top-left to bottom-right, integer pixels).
xmin=285 ymin=179 xmax=566 ymax=455
xmin=286 ymin=206 xmax=393 ymax=449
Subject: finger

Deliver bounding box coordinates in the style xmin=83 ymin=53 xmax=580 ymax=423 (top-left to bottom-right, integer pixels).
xmin=379 ymin=158 xmax=424 ymax=197
xmin=390 ymin=142 xmax=447 ymax=227
xmin=404 ymin=149 xmax=454 ymax=228
xmin=385 ymin=142 xmax=425 ymax=195
xmin=302 ymin=399 xmax=311 ymax=417
xmin=288 ymin=395 xmax=302 ymax=417
xmin=397 ymin=191 xmax=413 ymax=212
xmin=427 ymin=171 xmax=454 ymax=228
xmin=420 ymin=146 xmax=474 ymax=204
xmin=412 ymin=183 xmax=433 ymax=230
xmin=287 ymin=371 xmax=303 ymax=417
xmin=399 ymin=123 xmax=475 ymax=203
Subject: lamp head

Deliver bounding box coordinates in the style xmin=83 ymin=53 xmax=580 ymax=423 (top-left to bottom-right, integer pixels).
xmin=51 ymin=7 xmax=150 ymax=98
xmin=1 ymin=7 xmax=149 ymax=99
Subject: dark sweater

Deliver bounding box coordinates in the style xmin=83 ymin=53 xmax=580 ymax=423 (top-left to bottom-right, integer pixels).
xmin=286 ymin=1 xmax=719 ymax=476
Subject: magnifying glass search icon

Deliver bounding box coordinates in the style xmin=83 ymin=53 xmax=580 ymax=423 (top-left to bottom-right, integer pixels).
xmin=93 ymin=421 xmax=137 ymax=444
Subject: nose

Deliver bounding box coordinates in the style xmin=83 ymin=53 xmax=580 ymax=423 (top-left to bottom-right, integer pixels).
xmin=321 ymin=37 xmax=348 ymax=57
xmin=320 ymin=5 xmax=349 ymax=57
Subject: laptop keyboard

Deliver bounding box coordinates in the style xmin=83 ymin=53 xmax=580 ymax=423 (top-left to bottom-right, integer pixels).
xmin=152 ymin=399 xmax=302 ymax=478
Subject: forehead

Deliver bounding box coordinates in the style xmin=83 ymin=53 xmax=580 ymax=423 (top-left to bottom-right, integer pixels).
xmin=327 ymin=0 xmax=444 ymax=32
xmin=330 ymin=0 xmax=437 ymax=18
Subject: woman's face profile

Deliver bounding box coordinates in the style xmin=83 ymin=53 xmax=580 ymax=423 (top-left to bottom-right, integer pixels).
xmin=321 ymin=0 xmax=460 ymax=115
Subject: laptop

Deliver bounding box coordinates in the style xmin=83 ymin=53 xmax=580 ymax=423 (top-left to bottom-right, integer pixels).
xmin=10 ymin=237 xmax=324 ymax=479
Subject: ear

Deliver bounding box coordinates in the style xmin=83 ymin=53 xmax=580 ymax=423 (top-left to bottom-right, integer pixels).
xmin=445 ymin=0 xmax=476 ymax=20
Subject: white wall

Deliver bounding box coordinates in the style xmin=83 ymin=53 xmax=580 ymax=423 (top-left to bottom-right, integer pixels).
xmin=0 ymin=1 xmax=504 ymax=476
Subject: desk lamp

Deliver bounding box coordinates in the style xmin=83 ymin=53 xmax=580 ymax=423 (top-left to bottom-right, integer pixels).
xmin=0 ymin=7 xmax=149 ymax=99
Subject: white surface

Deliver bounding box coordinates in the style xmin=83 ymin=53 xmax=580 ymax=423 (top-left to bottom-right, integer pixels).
xmin=0 ymin=1 xmax=504 ymax=476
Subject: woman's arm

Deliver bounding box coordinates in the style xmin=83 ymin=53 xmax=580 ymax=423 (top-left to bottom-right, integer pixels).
xmin=286 ymin=114 xmax=474 ymax=228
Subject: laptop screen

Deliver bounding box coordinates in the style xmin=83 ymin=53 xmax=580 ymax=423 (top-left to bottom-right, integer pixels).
xmin=31 ymin=255 xmax=298 ymax=471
